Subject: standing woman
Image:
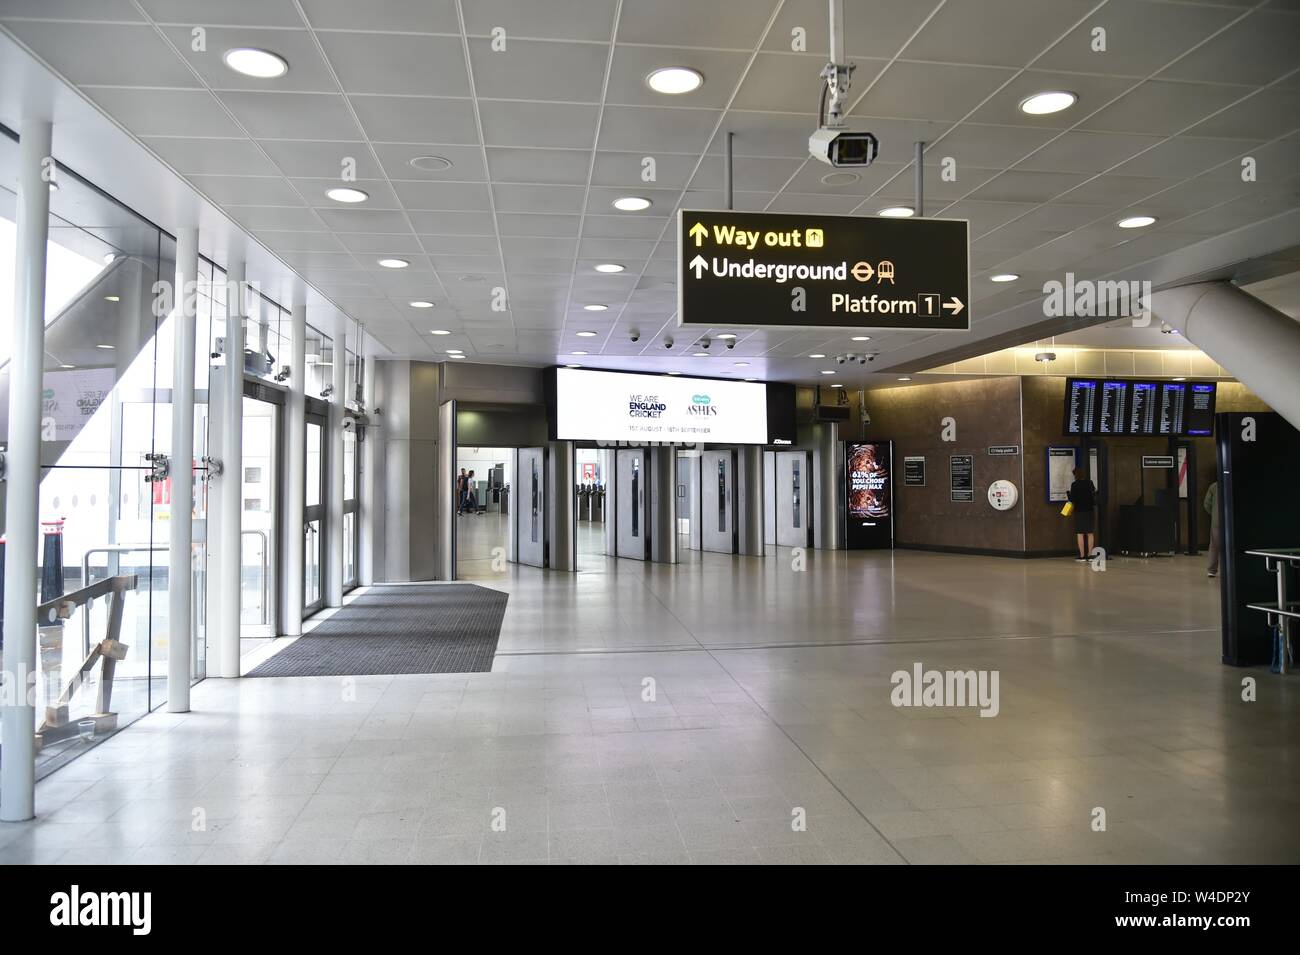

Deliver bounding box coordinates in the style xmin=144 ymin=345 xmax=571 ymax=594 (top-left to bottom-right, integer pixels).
xmin=1068 ymin=466 xmax=1097 ymax=562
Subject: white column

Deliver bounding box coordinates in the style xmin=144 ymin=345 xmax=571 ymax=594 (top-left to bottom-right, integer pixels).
xmin=1150 ymin=281 xmax=1300 ymax=431
xmin=547 ymin=441 xmax=576 ymax=571
xmin=814 ymin=422 xmax=841 ymax=550
xmin=1 ymin=118 xmax=52 ymax=822
xmin=326 ymin=327 xmax=346 ymax=605
xmin=216 ymin=259 xmax=245 ymax=677
xmin=166 ymin=228 xmax=198 ymax=712
xmin=282 ymin=301 xmax=307 ymax=635
xmin=359 ymin=351 xmax=379 ymax=586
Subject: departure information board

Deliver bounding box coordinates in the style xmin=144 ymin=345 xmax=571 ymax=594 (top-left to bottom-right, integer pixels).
xmin=1097 ymin=380 xmax=1128 ymax=435
xmin=1062 ymin=377 xmax=1216 ymax=436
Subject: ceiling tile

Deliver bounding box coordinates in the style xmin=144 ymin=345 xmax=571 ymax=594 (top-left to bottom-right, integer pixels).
xmin=965 ymin=70 xmax=1139 ymax=127
xmin=489 ymin=148 xmax=591 ymax=185
xmin=1035 ymin=0 xmax=1242 ymax=77
xmin=81 ymin=89 xmax=242 ymax=138
xmin=139 ymin=0 xmax=302 ymax=26
xmin=374 ymin=143 xmax=487 ymax=181
xmin=409 ymin=211 xmax=498 ymax=234
xmin=854 ymin=62 xmax=1018 ymax=123
xmin=3 ymin=21 xmax=196 ymax=86
xmin=258 ymin=139 xmax=380 ymax=179
xmin=597 ymin=105 xmax=721 ymax=153
xmin=763 ymin=0 xmax=952 ymax=59
xmin=463 ymin=0 xmax=618 ymax=42
xmin=218 ymin=91 xmax=365 ymax=140
xmin=1079 ymin=80 xmax=1253 ymax=135
xmin=188 ymin=174 xmax=305 ymax=206
xmin=143 ymin=136 xmax=281 ymax=176
xmin=493 ymin=183 xmax=587 ymax=214
xmin=300 ymin=0 xmax=460 ymax=32
xmin=392 ymin=180 xmax=493 ymax=210
xmin=617 ymin=0 xmax=777 ymax=48
xmin=1109 ymin=134 xmax=1262 ymax=179
xmin=1183 ymin=87 xmax=1300 ymax=140
xmin=606 ymin=45 xmax=750 ymax=109
xmin=479 ymin=100 xmax=599 ymax=149
xmin=1157 ymin=9 xmax=1300 ymax=89
xmin=159 ymin=26 xmax=337 ymax=93
xmin=318 ymin=32 xmax=470 ymax=97
xmin=469 ymin=38 xmax=609 ymax=103
xmin=904 ymin=0 xmax=1097 ymax=68
xmin=348 ymin=95 xmax=480 ymax=144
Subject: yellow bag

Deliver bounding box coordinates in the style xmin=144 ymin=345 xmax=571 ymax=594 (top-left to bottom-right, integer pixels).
xmin=1060 ymin=501 xmax=1074 ymax=517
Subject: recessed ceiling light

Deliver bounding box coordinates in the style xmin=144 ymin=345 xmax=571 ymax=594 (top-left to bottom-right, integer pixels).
xmin=613 ymin=196 xmax=652 ymax=212
xmin=430 ymin=329 xmax=451 ymax=335
xmin=60 ymin=363 xmax=75 ymax=369
xmin=667 ymin=371 xmax=682 ymax=375
xmin=576 ymin=330 xmax=597 ymax=337
xmin=821 ymin=171 xmax=861 ymax=186
xmin=693 ymin=351 xmax=708 ymax=357
xmin=1019 ymin=90 xmax=1077 ymax=115
xmin=223 ymin=47 xmax=289 ymax=79
xmin=821 ymin=370 xmax=836 ymax=375
xmin=878 ymin=206 xmax=914 ymax=218
xmin=715 ymin=333 xmax=737 ymax=340
xmin=326 ymin=187 xmax=369 ymax=203
xmin=445 ymin=348 xmax=463 ymax=354
xmin=897 ymin=377 xmax=912 ymax=382
xmin=809 ymin=353 xmax=826 ymax=359
xmin=1172 ymin=376 xmax=1186 ymax=381
xmin=566 ymin=364 xmax=582 ymax=368
xmin=104 ymin=295 xmax=120 ymax=302
xmin=646 ymin=66 xmax=704 ymax=95
xmin=449 ymin=354 xmax=466 ymax=359
xmin=851 ymin=335 xmax=871 ymax=341
xmin=583 ymin=304 xmax=608 ymax=311
xmin=594 ymin=263 xmax=624 ymax=273
xmin=409 ymin=155 xmax=453 ymax=172
xmin=734 ymin=361 xmax=750 ymax=367
xmin=378 ymin=257 xmax=409 ymax=269
xmin=409 ymin=300 xmax=435 ymax=308
xmin=95 ymin=344 xmax=115 ymax=350
xmin=743 ymin=377 xmax=756 ymax=382
xmin=1117 ymin=214 xmax=1157 ymax=229
xmin=831 ymin=383 xmax=843 ymax=388
xmin=990 ymin=273 xmax=1019 ymax=283
xmin=458 ymin=274 xmax=484 ymax=283
xmin=571 ymin=350 xmax=588 ymax=356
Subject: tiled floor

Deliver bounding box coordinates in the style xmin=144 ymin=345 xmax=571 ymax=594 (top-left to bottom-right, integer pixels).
xmin=2 ymin=544 xmax=1296 ymax=865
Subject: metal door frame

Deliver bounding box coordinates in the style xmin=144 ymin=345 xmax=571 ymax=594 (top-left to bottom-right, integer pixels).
xmin=240 ymin=379 xmax=285 ymax=638
xmin=775 ymin=449 xmax=814 ymax=549
xmin=302 ymin=403 xmax=328 ymax=618
xmin=514 ymin=446 xmax=548 ymax=568
xmin=615 ymin=447 xmax=651 ymax=561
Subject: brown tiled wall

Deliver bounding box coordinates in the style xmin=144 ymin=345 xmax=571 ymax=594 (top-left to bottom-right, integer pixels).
xmin=863 ymin=377 xmax=1026 ymax=554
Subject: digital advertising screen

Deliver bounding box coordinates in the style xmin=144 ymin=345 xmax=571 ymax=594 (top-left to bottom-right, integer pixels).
xmin=1185 ymin=382 xmax=1217 ymax=436
xmin=548 ymin=367 xmax=791 ymax=445
xmin=844 ymin=441 xmax=893 ymax=549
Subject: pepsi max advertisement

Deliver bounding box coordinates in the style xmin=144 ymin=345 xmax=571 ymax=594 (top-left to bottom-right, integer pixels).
xmin=845 ymin=441 xmax=894 ymax=549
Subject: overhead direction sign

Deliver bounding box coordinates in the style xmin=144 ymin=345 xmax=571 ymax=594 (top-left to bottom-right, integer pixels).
xmin=677 ymin=209 xmax=969 ymax=331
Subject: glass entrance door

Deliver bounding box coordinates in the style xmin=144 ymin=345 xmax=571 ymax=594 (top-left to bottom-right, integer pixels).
xmin=240 ymin=395 xmax=280 ymax=638
xmin=304 ymin=411 xmax=326 ymax=616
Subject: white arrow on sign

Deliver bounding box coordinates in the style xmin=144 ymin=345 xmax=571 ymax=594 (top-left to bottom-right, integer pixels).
xmin=689 ymin=254 xmax=709 ymax=279
xmin=688 ymin=222 xmax=708 ymax=246
xmin=942 ymin=296 xmax=964 ymax=316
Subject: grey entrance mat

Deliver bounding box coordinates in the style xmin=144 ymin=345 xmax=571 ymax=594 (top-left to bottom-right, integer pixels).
xmin=247 ymin=584 xmax=508 ymax=678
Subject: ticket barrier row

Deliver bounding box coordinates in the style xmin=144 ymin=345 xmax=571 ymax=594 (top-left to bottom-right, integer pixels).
xmin=577 ymin=483 xmax=605 ymax=522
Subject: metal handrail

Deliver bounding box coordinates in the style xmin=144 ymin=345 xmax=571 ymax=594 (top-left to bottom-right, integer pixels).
xmin=80 ymin=544 xmax=165 ymax=655
xmin=1244 ymin=548 xmax=1298 ymax=675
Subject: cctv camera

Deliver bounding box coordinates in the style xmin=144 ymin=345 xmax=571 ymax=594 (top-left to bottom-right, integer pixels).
xmin=809 ymin=127 xmax=879 ymax=168
xmin=663 ymin=337 xmax=674 ymax=349
xmin=725 ymin=339 xmax=735 ymax=350
xmin=629 ymin=330 xmax=640 ymax=343
xmin=858 ymin=355 xmax=867 ymax=365
xmin=867 ymin=354 xmax=876 ymax=362
xmin=836 ymin=355 xmax=846 ymax=364
xmin=1034 ymin=351 xmax=1057 ymax=363
xmin=699 ymin=338 xmax=711 ymax=349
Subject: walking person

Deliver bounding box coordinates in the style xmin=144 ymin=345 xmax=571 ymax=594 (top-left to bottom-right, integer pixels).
xmin=1205 ymin=480 xmax=1221 ymax=578
xmin=1068 ymin=466 xmax=1097 ymax=562
xmin=456 ymin=467 xmax=467 ymax=515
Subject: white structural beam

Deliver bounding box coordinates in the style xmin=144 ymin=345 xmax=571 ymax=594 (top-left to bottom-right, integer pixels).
xmin=1 ymin=118 xmax=53 ymax=822
xmin=326 ymin=327 xmax=346 ymax=606
xmin=216 ymin=259 xmax=245 ymax=677
xmin=166 ymin=227 xmax=199 ymax=712
xmin=283 ymin=301 xmax=307 ymax=636
xmin=1150 ymin=281 xmax=1300 ymax=431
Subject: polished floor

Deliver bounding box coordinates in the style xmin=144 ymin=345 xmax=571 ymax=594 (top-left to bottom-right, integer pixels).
xmin=1 ymin=530 xmax=1296 ymax=864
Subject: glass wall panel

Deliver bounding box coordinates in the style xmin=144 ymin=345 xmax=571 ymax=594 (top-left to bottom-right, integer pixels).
xmin=0 ymin=128 xmax=202 ymax=779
